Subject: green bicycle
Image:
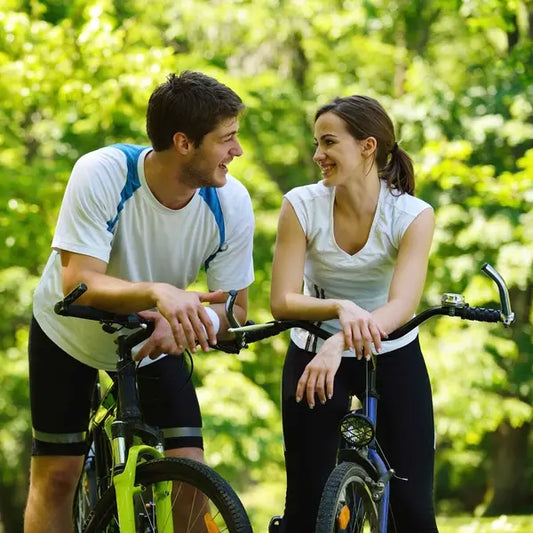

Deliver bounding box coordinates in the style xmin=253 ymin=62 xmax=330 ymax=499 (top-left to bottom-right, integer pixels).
xmin=55 ymin=283 xmax=253 ymax=533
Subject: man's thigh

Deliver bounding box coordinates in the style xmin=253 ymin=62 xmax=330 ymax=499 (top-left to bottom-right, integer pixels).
xmin=137 ymin=354 xmax=203 ymax=451
xmin=29 ymin=317 xmax=97 ymax=456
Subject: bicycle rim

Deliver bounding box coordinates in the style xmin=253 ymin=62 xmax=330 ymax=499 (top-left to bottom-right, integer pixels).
xmin=82 ymin=457 xmax=252 ymax=532
xmin=316 ymin=462 xmax=379 ymax=533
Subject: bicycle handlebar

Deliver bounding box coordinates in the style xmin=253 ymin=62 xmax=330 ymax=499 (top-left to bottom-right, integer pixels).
xmin=224 ymin=263 xmax=514 ymax=351
xmin=54 ymin=283 xmax=152 ymax=331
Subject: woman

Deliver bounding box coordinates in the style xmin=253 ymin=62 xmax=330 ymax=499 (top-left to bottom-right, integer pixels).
xmin=270 ymin=95 xmax=438 ymax=532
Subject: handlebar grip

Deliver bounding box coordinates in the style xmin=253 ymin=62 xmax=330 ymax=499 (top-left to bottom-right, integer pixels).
xmin=55 ymin=304 xmax=146 ymax=328
xmin=458 ymin=306 xmax=501 ymax=323
xmin=244 ymin=324 xmax=289 ymax=344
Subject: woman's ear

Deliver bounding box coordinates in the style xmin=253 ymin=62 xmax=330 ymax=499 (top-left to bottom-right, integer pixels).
xmin=361 ymin=136 xmax=377 ymax=157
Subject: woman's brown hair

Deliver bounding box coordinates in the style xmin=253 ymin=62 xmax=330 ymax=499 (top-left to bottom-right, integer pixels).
xmin=315 ymin=95 xmax=415 ymax=195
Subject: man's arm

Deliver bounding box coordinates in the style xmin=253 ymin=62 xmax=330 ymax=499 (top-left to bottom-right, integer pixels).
xmin=60 ymin=250 xmax=222 ymax=352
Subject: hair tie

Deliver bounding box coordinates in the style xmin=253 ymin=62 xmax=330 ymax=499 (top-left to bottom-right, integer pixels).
xmin=391 ymin=141 xmax=399 ymax=154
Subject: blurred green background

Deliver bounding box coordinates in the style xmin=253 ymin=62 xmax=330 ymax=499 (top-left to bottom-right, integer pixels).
xmin=0 ymin=0 xmax=531 ymax=531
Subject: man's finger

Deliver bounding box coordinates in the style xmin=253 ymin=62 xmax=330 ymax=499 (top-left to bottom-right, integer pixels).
xmin=198 ymin=306 xmax=217 ymax=347
xmin=168 ymin=318 xmax=186 ymax=353
xmin=198 ymin=290 xmax=226 ymax=304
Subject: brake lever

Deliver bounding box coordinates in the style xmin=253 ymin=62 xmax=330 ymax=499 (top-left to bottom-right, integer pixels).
xmin=481 ymin=263 xmax=515 ymax=326
xmin=224 ymin=290 xmax=247 ymax=350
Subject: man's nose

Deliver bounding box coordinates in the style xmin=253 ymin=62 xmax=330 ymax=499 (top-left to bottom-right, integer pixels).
xmin=231 ymin=140 xmax=243 ymax=157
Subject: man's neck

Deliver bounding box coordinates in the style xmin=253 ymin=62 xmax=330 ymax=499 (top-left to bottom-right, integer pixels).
xmin=144 ymin=149 xmax=196 ymax=210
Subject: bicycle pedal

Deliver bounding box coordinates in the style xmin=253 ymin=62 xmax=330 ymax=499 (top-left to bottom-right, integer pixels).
xmin=268 ymin=515 xmax=283 ymax=532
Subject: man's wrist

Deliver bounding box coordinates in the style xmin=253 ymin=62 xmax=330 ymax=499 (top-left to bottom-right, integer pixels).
xmin=204 ymin=306 xmax=220 ymax=334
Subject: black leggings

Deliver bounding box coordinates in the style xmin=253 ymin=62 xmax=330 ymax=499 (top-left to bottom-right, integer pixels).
xmin=280 ymin=338 xmax=438 ymax=533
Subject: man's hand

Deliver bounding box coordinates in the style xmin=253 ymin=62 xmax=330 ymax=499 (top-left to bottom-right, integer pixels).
xmin=296 ymin=332 xmax=345 ymax=408
xmin=152 ymin=285 xmax=224 ymax=353
xmin=134 ymin=310 xmax=180 ymax=361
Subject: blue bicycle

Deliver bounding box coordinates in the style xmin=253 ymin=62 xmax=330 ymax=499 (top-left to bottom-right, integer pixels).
xmin=223 ymin=263 xmax=514 ymax=533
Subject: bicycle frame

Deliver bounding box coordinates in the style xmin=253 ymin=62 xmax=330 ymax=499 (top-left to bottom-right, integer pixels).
xmin=94 ymin=335 xmax=174 ymax=532
xmin=56 ymin=286 xmax=175 ymax=532
xmin=225 ymin=262 xmax=515 ymax=532
xmin=337 ymin=358 xmax=393 ymax=532
xmin=363 ymin=369 xmax=390 ymax=533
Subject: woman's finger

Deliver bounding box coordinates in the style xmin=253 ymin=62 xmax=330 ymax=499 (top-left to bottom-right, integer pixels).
xmin=305 ymin=370 xmax=318 ymax=408
xmin=315 ymin=371 xmax=327 ymax=405
xmin=296 ymin=367 xmax=310 ymax=403
xmin=369 ymin=323 xmax=383 ymax=353
xmin=326 ymin=369 xmax=335 ymax=400
xmin=342 ymin=323 xmax=354 ymax=350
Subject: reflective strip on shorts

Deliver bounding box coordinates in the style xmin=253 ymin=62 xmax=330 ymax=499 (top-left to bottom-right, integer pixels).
xmin=162 ymin=427 xmax=202 ymax=439
xmin=32 ymin=429 xmax=87 ymax=444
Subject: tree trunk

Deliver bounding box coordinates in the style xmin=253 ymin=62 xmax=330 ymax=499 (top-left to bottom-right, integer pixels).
xmin=485 ymin=421 xmax=531 ymax=515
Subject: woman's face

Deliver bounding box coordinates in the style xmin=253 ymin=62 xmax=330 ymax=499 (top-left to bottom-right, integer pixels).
xmin=313 ymin=111 xmax=366 ymax=186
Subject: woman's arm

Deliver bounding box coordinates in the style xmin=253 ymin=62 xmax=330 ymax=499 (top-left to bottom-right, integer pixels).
xmin=270 ymin=199 xmax=340 ymax=320
xmin=270 ymin=199 xmax=385 ymax=354
xmin=371 ymin=207 xmax=435 ymax=333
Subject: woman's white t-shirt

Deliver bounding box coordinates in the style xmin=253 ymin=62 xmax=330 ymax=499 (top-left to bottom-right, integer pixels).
xmin=285 ymin=179 xmax=431 ymax=356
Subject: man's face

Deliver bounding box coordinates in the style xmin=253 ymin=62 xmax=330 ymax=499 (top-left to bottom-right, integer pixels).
xmin=182 ymin=117 xmax=243 ymax=188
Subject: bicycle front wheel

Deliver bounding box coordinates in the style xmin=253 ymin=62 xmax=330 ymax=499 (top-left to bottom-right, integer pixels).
xmin=83 ymin=457 xmax=252 ymax=532
xmin=316 ymin=462 xmax=379 ymax=533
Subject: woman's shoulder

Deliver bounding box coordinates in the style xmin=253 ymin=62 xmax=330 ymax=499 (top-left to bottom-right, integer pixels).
xmin=285 ymin=181 xmax=331 ymax=205
xmin=382 ymin=183 xmax=432 ymax=218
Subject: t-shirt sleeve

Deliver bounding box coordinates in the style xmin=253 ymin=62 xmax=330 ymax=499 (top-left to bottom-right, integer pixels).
xmin=205 ymin=180 xmax=255 ymax=292
xmin=52 ymin=151 xmax=120 ymax=263
xmin=393 ymin=195 xmax=433 ymax=246
xmin=284 ymin=187 xmax=309 ymax=235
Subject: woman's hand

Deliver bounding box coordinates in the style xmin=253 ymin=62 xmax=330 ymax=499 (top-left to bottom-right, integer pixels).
xmin=336 ymin=300 xmax=387 ymax=358
xmin=296 ymin=332 xmax=345 ymax=408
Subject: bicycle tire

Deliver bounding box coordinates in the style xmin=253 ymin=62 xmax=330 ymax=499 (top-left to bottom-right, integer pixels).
xmin=316 ymin=462 xmax=379 ymax=533
xmin=82 ymin=457 xmax=252 ymax=532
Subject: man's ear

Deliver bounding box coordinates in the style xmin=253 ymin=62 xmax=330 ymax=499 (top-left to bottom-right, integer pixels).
xmin=361 ymin=136 xmax=377 ymax=157
xmin=172 ymin=132 xmax=194 ymax=155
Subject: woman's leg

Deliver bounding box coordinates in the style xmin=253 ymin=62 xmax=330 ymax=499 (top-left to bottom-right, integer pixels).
xmin=280 ymin=342 xmax=352 ymax=533
xmin=376 ymin=337 xmax=439 ymax=532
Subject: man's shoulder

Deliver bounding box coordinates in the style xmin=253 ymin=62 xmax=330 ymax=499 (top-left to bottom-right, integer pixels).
xmin=215 ymin=174 xmax=252 ymax=202
xmin=75 ymin=144 xmax=147 ymax=169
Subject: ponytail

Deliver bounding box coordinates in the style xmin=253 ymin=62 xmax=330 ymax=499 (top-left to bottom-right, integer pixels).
xmin=379 ymin=142 xmax=415 ymax=195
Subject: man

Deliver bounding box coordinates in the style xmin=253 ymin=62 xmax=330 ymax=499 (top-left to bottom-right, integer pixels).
xmin=25 ymin=71 xmax=254 ymax=532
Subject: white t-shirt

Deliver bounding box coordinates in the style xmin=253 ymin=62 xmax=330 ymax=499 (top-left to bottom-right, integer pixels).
xmin=285 ymin=179 xmax=431 ymax=356
xmin=34 ymin=144 xmax=255 ymax=370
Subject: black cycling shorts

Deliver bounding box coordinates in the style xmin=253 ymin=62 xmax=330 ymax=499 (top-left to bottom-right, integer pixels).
xmin=29 ymin=316 xmax=203 ymax=456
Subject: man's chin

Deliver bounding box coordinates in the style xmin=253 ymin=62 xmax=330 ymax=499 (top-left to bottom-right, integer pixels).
xmin=211 ymin=170 xmax=228 ymax=187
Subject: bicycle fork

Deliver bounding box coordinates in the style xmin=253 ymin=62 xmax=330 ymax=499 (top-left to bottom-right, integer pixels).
xmin=108 ymin=412 xmax=172 ymax=533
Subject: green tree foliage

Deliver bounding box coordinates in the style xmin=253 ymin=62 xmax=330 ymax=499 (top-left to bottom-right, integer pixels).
xmin=0 ymin=0 xmax=531 ymax=530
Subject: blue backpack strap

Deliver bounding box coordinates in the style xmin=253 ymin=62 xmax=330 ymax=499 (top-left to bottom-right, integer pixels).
xmin=106 ymin=144 xmax=147 ymax=233
xmin=199 ymin=187 xmax=226 ymax=270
